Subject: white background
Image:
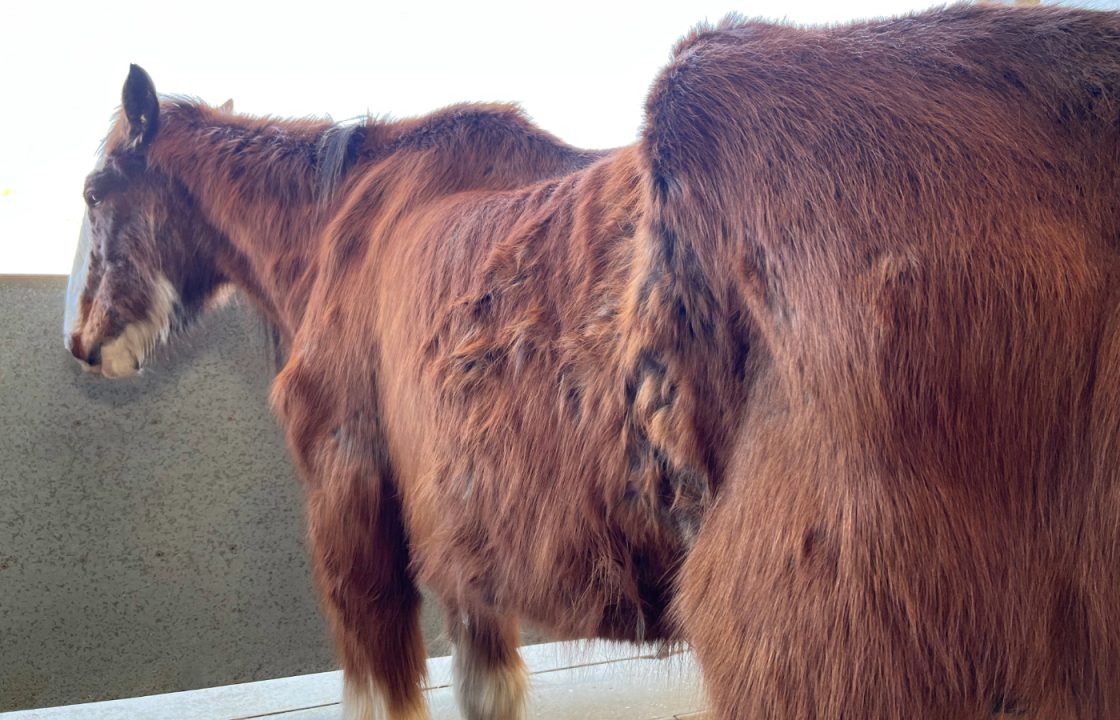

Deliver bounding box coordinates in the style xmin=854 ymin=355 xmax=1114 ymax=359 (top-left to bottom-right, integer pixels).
xmin=2 ymin=0 xmax=1114 ymax=275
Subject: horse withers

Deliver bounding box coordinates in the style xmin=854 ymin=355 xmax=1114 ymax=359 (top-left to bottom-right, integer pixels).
xmin=64 ymin=5 xmax=1120 ymax=719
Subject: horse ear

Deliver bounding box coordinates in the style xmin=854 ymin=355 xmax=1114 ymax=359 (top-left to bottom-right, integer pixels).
xmin=122 ymin=64 xmax=160 ymax=150
xmin=218 ymin=98 xmax=234 ymax=113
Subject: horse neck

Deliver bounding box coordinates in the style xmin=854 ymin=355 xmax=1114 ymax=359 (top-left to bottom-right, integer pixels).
xmin=150 ymin=104 xmax=346 ymax=341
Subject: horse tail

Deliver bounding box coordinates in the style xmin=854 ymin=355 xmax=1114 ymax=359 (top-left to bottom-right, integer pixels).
xmin=640 ymin=19 xmax=757 ymax=281
xmin=615 ymin=18 xmax=777 ymax=542
xmin=636 ymin=17 xmax=783 ymax=370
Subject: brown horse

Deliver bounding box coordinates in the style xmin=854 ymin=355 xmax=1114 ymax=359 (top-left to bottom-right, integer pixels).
xmin=65 ymin=4 xmax=1120 ymax=719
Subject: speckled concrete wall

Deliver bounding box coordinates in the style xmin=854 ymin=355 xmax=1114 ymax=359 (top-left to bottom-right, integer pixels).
xmin=0 ymin=277 xmax=465 ymax=711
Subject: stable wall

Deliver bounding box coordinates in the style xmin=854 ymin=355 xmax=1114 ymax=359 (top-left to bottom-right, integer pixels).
xmin=0 ymin=276 xmax=460 ymax=711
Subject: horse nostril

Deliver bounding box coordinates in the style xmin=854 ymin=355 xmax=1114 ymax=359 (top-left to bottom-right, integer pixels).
xmin=87 ymin=344 xmax=102 ymax=367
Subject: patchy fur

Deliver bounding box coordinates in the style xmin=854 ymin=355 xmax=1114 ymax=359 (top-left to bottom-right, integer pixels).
xmin=68 ymin=5 xmax=1120 ymax=718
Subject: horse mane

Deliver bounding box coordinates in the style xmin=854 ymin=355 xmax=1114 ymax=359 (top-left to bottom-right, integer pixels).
xmin=255 ymin=118 xmax=368 ymax=367
xmin=389 ymin=102 xmax=589 ymax=156
xmin=154 ymin=101 xmax=371 ymax=365
xmin=315 ymin=121 xmax=368 ymax=206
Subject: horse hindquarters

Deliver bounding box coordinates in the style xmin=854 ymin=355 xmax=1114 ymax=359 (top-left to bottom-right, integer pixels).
xmin=272 ymin=361 xmax=429 ymax=720
xmin=674 ymin=404 xmax=1062 ymax=720
xmin=674 ymin=429 xmax=916 ymax=719
xmin=1073 ymin=302 xmax=1120 ymax=716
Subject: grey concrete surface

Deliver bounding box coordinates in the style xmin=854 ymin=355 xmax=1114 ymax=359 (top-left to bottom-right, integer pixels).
xmin=0 ymin=641 xmax=706 ymax=720
xmin=0 ymin=276 xmax=479 ymax=711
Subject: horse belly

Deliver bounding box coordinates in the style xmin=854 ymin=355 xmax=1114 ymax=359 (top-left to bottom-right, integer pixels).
xmin=401 ymin=452 xmax=682 ymax=643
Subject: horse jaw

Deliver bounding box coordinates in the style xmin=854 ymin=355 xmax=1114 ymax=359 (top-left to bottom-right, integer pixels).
xmin=97 ymin=275 xmax=178 ymax=379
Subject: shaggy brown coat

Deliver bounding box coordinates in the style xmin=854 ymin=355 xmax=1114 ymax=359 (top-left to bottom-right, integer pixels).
xmin=68 ymin=4 xmax=1120 ymax=718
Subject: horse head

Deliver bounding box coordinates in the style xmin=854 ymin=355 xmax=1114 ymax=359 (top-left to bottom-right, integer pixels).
xmin=65 ymin=65 xmax=230 ymax=378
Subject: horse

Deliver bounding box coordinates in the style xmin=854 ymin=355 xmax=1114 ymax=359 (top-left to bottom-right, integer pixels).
xmin=64 ymin=4 xmax=1120 ymax=718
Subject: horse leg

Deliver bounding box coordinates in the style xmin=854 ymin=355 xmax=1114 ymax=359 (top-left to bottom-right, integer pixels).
xmin=444 ymin=603 xmax=528 ymax=720
xmin=273 ymin=356 xmax=429 ymax=719
xmin=306 ymin=466 xmax=428 ymax=720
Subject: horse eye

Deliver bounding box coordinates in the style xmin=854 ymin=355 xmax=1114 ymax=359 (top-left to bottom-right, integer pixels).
xmin=85 ymin=190 xmax=100 ymax=208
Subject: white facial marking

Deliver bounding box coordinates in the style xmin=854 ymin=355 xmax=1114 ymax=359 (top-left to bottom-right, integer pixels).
xmin=64 ymin=214 xmax=94 ymax=344
xmin=98 ymin=275 xmax=177 ymax=379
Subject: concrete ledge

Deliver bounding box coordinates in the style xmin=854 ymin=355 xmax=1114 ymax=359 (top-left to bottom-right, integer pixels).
xmin=0 ymin=642 xmax=706 ymax=720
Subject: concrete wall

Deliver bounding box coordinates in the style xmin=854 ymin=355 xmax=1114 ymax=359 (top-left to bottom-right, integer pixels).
xmin=0 ymin=277 xmax=461 ymax=711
